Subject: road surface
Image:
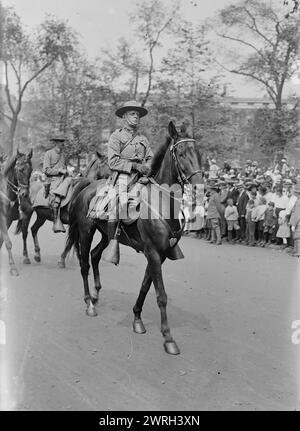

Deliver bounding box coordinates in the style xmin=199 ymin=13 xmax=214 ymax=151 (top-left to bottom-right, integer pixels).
xmin=0 ymin=222 xmax=300 ymax=411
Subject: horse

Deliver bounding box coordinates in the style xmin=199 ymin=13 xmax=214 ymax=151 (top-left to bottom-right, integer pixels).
xmin=0 ymin=149 xmax=33 ymax=274
xmin=30 ymin=151 xmax=110 ymax=267
xmin=65 ymin=121 xmax=203 ymax=355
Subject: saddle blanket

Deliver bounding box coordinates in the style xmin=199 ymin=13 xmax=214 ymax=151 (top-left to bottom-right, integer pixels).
xmin=87 ymin=180 xmax=182 ymax=223
xmin=32 ymin=183 xmax=73 ymax=209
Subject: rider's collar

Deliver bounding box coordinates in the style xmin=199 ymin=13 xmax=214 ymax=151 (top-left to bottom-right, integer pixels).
xmin=123 ymin=125 xmax=138 ymax=134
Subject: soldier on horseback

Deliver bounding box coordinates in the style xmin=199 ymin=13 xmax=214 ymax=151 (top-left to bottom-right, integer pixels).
xmin=104 ymin=101 xmax=153 ymax=262
xmin=43 ymin=135 xmax=72 ymax=233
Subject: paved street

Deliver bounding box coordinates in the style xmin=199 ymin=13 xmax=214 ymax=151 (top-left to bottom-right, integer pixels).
xmin=0 ymin=222 xmax=300 ymax=410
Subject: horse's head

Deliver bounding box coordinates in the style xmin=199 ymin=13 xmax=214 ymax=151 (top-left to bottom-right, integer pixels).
xmin=168 ymin=121 xmax=203 ymax=187
xmin=84 ymin=151 xmax=110 ymax=180
xmin=15 ymin=149 xmax=33 ymax=198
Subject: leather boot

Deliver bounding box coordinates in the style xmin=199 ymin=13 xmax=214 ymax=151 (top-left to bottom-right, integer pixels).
xmin=52 ymin=203 xmax=65 ymax=233
xmin=103 ymin=220 xmax=120 ymax=265
xmin=227 ymin=230 xmax=233 ymax=243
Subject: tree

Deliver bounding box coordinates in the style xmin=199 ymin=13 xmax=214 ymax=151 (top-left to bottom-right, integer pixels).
xmin=130 ymin=0 xmax=181 ymax=106
xmin=101 ymin=38 xmax=148 ymax=100
xmin=215 ymin=0 xmax=300 ymax=154
xmin=1 ymin=6 xmax=78 ymax=154
xmin=160 ymin=21 xmax=218 ymax=138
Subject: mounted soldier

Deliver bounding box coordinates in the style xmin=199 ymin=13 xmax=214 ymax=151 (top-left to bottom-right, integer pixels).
xmin=105 ymin=100 xmax=154 ymax=261
xmin=43 ymin=134 xmax=73 ymax=233
xmin=88 ymin=101 xmax=153 ymax=263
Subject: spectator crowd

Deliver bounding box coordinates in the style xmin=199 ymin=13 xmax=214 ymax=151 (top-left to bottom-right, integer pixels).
xmin=182 ymin=158 xmax=300 ymax=257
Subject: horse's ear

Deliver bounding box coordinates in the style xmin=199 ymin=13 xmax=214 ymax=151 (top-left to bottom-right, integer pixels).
xmin=27 ymin=149 xmax=33 ymax=160
xmin=96 ymin=150 xmax=104 ymax=160
xmin=168 ymin=121 xmax=178 ymax=140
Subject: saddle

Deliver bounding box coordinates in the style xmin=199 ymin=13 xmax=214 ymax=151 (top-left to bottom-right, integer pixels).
xmin=87 ymin=179 xmax=143 ymax=225
xmin=32 ymin=180 xmax=75 ymax=210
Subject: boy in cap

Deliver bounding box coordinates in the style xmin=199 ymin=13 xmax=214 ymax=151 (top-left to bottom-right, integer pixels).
xmin=206 ymin=184 xmax=223 ymax=245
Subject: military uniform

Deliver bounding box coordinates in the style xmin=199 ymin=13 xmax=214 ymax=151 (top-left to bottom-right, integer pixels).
xmin=42 ymin=135 xmax=71 ymax=233
xmin=43 ymin=147 xmax=72 ymax=197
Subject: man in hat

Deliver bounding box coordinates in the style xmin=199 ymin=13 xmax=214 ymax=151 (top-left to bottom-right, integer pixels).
xmin=236 ymin=181 xmax=249 ymax=242
xmin=105 ymin=101 xmax=153 ymax=259
xmin=43 ymin=134 xmax=72 ymax=233
xmin=288 ymin=181 xmax=300 ymax=256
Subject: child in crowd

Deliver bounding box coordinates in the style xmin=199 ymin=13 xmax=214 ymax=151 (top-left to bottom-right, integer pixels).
xmin=206 ymin=186 xmax=223 ymax=245
xmin=224 ymin=198 xmax=240 ymax=243
xmin=245 ymin=199 xmax=256 ymax=246
xmin=252 ymin=197 xmax=267 ymax=245
xmin=276 ymin=209 xmax=291 ymax=249
xmin=263 ymin=201 xmax=276 ymax=246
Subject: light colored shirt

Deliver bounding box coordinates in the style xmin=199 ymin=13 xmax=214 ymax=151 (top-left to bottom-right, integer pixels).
xmin=252 ymin=204 xmax=267 ymax=221
xmin=272 ymin=194 xmax=289 ymax=209
xmin=286 ymin=195 xmax=297 ymax=216
xmin=224 ymin=205 xmax=239 ymax=221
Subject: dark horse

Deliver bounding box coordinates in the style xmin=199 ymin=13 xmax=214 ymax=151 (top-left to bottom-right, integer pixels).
xmin=0 ymin=149 xmax=33 ymax=274
xmin=65 ymin=122 xmax=203 ymax=354
xmin=30 ymin=151 xmax=110 ymax=267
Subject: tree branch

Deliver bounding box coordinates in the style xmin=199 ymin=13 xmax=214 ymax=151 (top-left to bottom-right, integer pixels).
xmin=4 ymin=61 xmax=16 ymax=115
xmin=244 ymin=7 xmax=274 ymax=47
xmin=215 ymin=59 xmax=277 ymax=103
xmin=216 ymin=32 xmax=266 ymax=60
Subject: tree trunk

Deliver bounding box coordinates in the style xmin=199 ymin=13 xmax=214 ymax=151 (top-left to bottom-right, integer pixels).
xmin=8 ymin=114 xmax=18 ymax=155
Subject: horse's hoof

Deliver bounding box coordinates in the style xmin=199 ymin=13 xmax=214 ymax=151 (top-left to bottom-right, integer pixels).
xmin=164 ymin=341 xmax=180 ymax=355
xmin=23 ymin=257 xmax=31 ymax=264
xmin=10 ymin=268 xmax=19 ymax=276
xmin=86 ymin=306 xmax=97 ymax=317
xmin=133 ymin=320 xmax=146 ymax=334
xmin=91 ymin=296 xmax=98 ymax=305
xmin=58 ymin=261 xmax=65 ymax=269
xmin=34 ymin=256 xmax=41 ymax=263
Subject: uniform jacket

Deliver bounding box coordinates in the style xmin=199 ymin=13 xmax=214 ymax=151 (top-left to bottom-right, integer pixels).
xmin=43 ymin=148 xmax=66 ymax=177
xmin=43 ymin=148 xmax=67 ymax=190
xmin=108 ymin=127 xmax=153 ymax=180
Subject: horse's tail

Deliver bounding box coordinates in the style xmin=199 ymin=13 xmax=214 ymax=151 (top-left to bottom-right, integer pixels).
xmin=65 ymin=179 xmax=91 ymax=259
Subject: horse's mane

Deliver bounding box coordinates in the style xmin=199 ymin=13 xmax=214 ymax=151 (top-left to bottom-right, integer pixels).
xmin=149 ymin=136 xmax=172 ymax=177
xmin=3 ymin=154 xmax=18 ymax=177
xmin=83 ymin=158 xmax=97 ymax=177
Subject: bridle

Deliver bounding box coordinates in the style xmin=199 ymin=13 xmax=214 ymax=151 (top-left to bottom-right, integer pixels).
xmin=6 ymin=162 xmax=31 ymax=207
xmin=170 ymin=138 xmax=202 ymax=188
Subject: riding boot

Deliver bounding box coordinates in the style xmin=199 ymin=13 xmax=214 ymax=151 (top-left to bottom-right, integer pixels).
xmin=52 ymin=200 xmax=65 ymax=233
xmin=103 ymin=220 xmax=120 ymax=265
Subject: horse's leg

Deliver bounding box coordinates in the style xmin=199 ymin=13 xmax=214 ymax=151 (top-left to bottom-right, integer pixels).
xmin=132 ymin=257 xmax=166 ymax=334
xmin=79 ymin=228 xmax=97 ymax=317
xmin=145 ymin=248 xmax=180 ymax=355
xmin=133 ymin=265 xmax=152 ymax=334
xmin=58 ymin=241 xmax=69 ymax=269
xmin=0 ymin=215 xmax=18 ymax=276
xmin=31 ymin=211 xmax=46 ymax=263
xmin=21 ymin=214 xmax=32 ymax=264
xmin=90 ymin=233 xmax=109 ymax=304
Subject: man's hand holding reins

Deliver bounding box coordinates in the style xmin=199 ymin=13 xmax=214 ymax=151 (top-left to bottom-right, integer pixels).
xmin=132 ymin=162 xmax=150 ymax=176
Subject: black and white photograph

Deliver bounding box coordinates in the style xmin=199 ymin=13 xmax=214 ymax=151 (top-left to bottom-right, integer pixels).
xmin=0 ymin=0 xmax=300 ymax=415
